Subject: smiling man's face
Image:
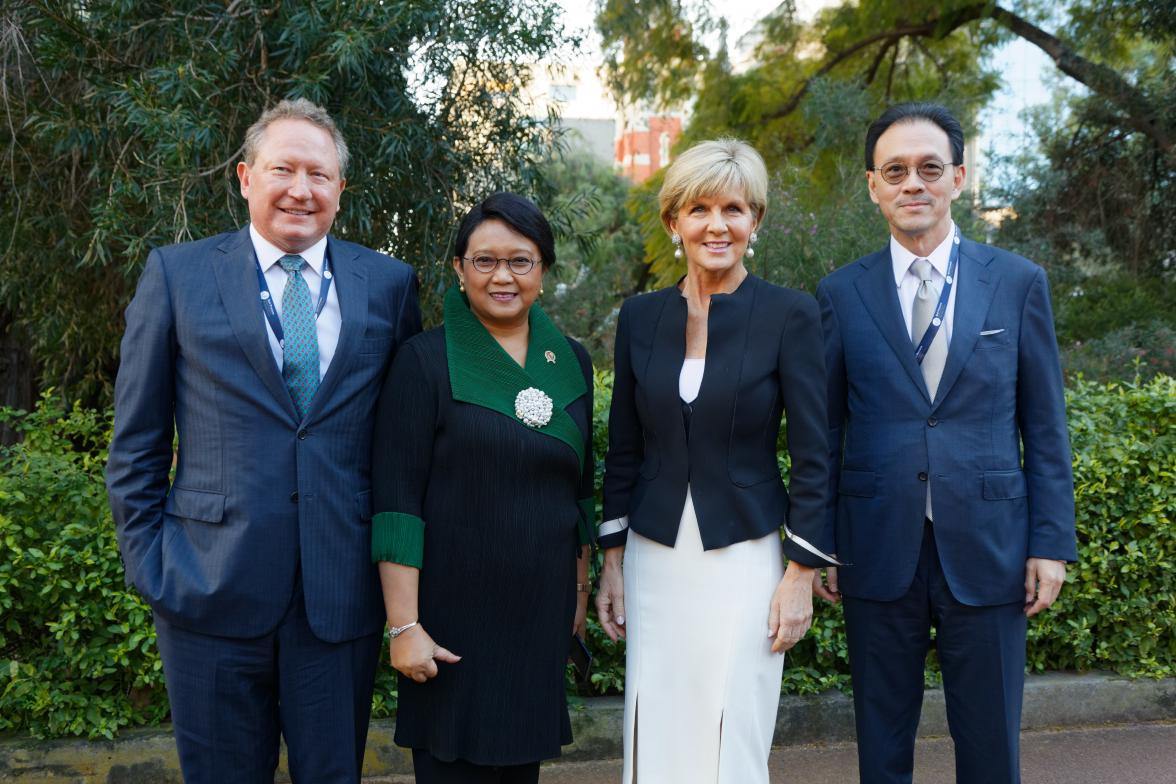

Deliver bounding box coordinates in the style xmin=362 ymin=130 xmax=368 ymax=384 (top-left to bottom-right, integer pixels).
xmin=236 ymin=118 xmax=345 ymax=253
xmin=867 ymin=119 xmax=965 ymax=250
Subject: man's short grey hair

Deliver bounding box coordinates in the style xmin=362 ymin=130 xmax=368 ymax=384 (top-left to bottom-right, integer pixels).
xmin=242 ymin=98 xmax=350 ymax=177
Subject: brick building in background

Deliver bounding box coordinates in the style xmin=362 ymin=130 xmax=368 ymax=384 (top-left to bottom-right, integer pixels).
xmin=616 ymin=114 xmax=683 ymax=183
xmin=527 ymin=65 xmax=686 ymax=183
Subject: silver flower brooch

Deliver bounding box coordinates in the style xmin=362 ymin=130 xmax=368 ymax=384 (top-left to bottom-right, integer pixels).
xmin=514 ymin=387 xmax=554 ymax=428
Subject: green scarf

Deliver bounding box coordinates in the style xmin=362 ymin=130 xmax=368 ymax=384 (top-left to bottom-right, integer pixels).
xmin=443 ymin=286 xmax=588 ymax=472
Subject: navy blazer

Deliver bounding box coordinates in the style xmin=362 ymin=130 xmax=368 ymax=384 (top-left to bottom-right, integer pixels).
xmin=601 ymin=274 xmax=835 ymax=567
xmin=106 ymin=226 xmax=421 ymax=642
xmin=817 ymin=236 xmax=1077 ymax=606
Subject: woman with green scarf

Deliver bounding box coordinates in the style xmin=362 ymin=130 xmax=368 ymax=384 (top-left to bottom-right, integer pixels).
xmin=371 ymin=192 xmax=594 ymax=784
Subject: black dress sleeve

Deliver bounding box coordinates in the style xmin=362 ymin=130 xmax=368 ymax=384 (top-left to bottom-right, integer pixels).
xmin=371 ymin=339 xmax=438 ymax=568
xmin=569 ymin=338 xmax=596 ymax=546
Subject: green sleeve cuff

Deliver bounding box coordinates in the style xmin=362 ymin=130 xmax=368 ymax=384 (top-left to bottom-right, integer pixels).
xmin=577 ymin=497 xmax=596 ymax=546
xmin=372 ymin=511 xmax=425 ymax=568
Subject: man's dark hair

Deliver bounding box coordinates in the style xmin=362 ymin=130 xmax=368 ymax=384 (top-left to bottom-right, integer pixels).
xmin=454 ymin=192 xmax=556 ymax=269
xmin=864 ymin=102 xmax=965 ymax=171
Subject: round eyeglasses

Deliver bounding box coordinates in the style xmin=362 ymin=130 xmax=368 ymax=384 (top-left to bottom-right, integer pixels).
xmin=872 ymin=160 xmax=954 ymax=185
xmin=461 ymin=255 xmax=538 ymax=275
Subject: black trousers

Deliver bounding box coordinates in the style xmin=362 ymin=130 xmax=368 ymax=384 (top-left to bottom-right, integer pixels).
xmin=842 ymin=522 xmax=1028 ymax=784
xmin=412 ymin=749 xmax=541 ymax=784
xmin=154 ymin=576 xmax=382 ymax=784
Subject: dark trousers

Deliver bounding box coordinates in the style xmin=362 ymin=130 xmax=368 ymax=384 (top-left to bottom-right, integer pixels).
xmin=153 ymin=577 xmax=383 ymax=784
xmin=411 ymin=749 xmax=541 ymax=784
xmin=842 ymin=522 xmax=1027 ymax=784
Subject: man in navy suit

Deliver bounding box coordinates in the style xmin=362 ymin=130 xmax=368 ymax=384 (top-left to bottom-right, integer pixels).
xmin=107 ymin=98 xmax=420 ymax=783
xmin=816 ymin=103 xmax=1077 ymax=784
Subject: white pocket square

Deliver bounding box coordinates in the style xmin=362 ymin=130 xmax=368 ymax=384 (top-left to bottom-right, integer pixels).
xmin=980 ymin=328 xmax=1006 ymax=336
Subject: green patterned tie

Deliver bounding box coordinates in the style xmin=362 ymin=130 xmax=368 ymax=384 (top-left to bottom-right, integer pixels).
xmin=279 ymin=254 xmax=320 ymax=419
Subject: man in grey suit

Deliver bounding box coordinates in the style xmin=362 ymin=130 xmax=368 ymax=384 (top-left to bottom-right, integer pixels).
xmin=107 ymin=98 xmax=421 ymax=783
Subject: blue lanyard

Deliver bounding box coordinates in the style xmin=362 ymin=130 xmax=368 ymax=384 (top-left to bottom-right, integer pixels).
xmin=914 ymin=228 xmax=960 ymax=365
xmin=255 ymin=252 xmax=333 ymax=348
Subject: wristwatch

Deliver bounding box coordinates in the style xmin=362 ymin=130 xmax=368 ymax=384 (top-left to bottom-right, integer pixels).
xmin=389 ymin=620 xmax=419 ymax=639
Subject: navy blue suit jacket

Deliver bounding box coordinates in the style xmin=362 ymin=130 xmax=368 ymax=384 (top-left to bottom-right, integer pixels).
xmin=107 ymin=226 xmax=421 ymax=642
xmin=816 ymin=236 xmax=1077 ymax=606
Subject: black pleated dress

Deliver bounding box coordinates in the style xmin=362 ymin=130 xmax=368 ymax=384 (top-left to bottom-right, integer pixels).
xmin=371 ymin=315 xmax=594 ymax=766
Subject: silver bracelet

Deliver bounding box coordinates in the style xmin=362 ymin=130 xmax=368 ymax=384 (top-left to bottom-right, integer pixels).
xmin=389 ymin=620 xmax=419 ymax=639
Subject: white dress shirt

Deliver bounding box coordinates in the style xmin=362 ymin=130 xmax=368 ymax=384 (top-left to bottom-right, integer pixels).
xmin=890 ymin=221 xmax=959 ymax=346
xmin=250 ymin=225 xmax=342 ymax=381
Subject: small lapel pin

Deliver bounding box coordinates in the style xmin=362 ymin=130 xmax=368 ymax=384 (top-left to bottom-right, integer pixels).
xmin=545 ymin=350 xmax=556 ymax=364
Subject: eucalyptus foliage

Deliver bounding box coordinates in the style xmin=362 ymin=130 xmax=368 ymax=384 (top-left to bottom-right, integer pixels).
xmin=0 ymin=0 xmax=572 ymax=404
xmin=538 ymin=152 xmax=647 ymax=365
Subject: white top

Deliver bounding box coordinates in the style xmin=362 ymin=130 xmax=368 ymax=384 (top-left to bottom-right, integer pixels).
xmin=890 ymin=220 xmax=958 ymax=344
xmin=679 ymin=358 xmax=705 ymax=403
xmin=250 ymin=224 xmax=341 ymax=381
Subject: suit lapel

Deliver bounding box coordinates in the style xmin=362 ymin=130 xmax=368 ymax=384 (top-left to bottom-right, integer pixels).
xmin=933 ymin=238 xmax=996 ymax=409
xmin=696 ymin=274 xmax=756 ymax=420
xmin=853 ymin=248 xmax=930 ymax=403
xmin=645 ymin=289 xmax=688 ymax=437
xmin=213 ymin=227 xmax=298 ymax=422
xmin=305 ymin=236 xmax=366 ymax=422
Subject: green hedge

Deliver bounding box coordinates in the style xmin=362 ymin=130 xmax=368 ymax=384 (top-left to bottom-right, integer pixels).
xmin=2 ymin=376 xmax=1173 ymax=738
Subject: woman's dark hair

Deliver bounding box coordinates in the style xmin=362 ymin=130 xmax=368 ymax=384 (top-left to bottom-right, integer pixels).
xmin=453 ymin=192 xmax=556 ymax=269
xmin=864 ymin=102 xmax=965 ymax=170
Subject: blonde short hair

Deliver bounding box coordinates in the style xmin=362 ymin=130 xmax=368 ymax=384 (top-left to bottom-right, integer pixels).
xmin=658 ymin=138 xmax=768 ymax=230
xmin=243 ymin=98 xmax=350 ymax=177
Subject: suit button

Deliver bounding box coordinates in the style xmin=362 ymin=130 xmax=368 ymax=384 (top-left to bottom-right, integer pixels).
xmin=290 ymin=491 xmax=299 ymax=503
xmin=298 ymin=429 xmax=308 ymax=440
xmin=928 ymin=417 xmax=938 ymax=427
xmin=918 ymin=472 xmax=928 ymax=482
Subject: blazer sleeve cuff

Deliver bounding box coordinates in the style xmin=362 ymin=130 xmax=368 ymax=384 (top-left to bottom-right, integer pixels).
xmin=597 ymin=515 xmax=629 ymax=550
xmin=782 ymin=523 xmax=843 ymax=567
xmin=372 ymin=511 xmax=425 ymax=568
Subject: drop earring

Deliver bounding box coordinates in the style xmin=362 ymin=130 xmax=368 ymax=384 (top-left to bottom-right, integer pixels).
xmin=672 ymin=233 xmax=682 ymax=259
xmin=745 ymin=231 xmax=758 ymax=258
xmin=459 ymin=279 xmax=465 ymax=292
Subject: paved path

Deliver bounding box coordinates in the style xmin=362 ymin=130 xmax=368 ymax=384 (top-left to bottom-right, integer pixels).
xmin=370 ymin=722 xmax=1176 ymax=783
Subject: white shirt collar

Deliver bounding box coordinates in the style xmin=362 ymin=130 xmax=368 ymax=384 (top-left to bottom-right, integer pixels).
xmin=891 ymin=221 xmax=956 ymax=287
xmin=249 ymin=224 xmax=327 ymax=276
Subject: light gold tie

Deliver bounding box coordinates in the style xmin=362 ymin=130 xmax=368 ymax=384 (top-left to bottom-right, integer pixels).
xmin=911 ymin=258 xmax=947 ymax=402
xmin=911 ymin=258 xmax=946 ymax=521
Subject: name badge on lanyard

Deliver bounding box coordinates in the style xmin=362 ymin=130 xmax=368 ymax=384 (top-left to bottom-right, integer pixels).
xmin=254 ymin=253 xmax=333 ymax=348
xmin=914 ymin=228 xmax=960 ymax=365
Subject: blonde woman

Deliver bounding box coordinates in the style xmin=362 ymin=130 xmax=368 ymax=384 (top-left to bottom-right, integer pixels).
xmin=594 ymin=139 xmax=840 ymax=783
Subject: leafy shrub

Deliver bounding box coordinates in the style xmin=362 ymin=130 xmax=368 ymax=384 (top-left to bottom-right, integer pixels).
xmin=2 ymin=375 xmax=1173 ymax=738
xmin=1026 ymin=374 xmax=1176 ymax=676
xmin=1062 ymin=320 xmax=1176 ymax=383
xmin=0 ymin=394 xmax=166 ymax=739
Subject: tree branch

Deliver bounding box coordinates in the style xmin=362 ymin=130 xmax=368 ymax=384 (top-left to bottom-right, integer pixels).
xmin=761 ymin=7 xmax=989 ymax=121
xmin=759 ymin=3 xmax=1174 ymax=159
xmin=988 ymin=5 xmax=1172 ymax=156
xmin=864 ymin=37 xmax=897 ymax=85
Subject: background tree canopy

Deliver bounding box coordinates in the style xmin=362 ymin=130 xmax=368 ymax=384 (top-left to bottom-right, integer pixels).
xmin=1 ymin=0 xmax=573 ymax=409
xmin=1 ymin=0 xmax=1171 ymax=412
xmin=598 ymin=0 xmax=1173 ymax=377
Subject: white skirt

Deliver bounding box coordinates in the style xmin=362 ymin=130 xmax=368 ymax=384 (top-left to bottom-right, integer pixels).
xmin=621 ymin=487 xmax=785 ymax=784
